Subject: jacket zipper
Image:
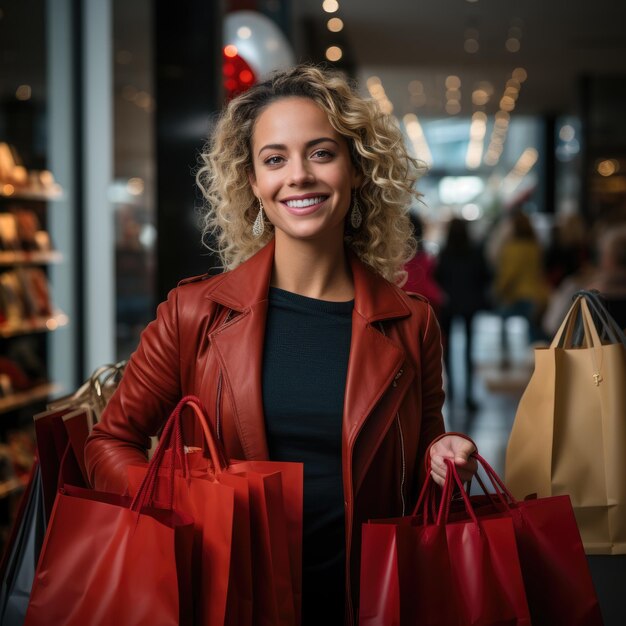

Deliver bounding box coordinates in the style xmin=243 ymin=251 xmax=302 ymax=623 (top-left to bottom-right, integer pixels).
xmin=216 ymin=371 xmax=223 ymax=440
xmin=395 ymin=412 xmax=407 ymax=516
xmin=378 ymin=323 xmax=406 ymax=512
xmin=343 ymin=324 xmax=405 ymax=624
xmin=214 ymin=309 xmax=234 ymax=441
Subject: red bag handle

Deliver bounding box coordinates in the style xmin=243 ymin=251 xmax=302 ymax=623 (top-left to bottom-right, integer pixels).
xmin=434 ymin=459 xmax=480 ymax=526
xmin=413 ymin=432 xmax=478 ymax=521
xmin=130 ymin=395 xmax=227 ymax=512
xmin=471 ymin=452 xmax=517 ymax=506
xmin=182 ymin=396 xmax=228 ymax=474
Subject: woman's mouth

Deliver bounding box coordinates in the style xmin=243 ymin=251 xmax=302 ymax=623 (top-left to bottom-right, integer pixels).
xmin=281 ymin=195 xmax=328 ymax=215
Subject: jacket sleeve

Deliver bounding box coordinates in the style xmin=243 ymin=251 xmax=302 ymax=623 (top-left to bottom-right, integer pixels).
xmin=84 ymin=287 xmax=182 ymax=494
xmin=416 ymin=303 xmax=446 ymax=483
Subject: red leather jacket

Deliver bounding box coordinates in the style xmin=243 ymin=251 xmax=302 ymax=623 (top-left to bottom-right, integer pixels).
xmin=85 ymin=240 xmax=445 ymax=624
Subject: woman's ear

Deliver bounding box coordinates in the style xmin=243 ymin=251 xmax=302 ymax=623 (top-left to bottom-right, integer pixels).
xmin=247 ymin=169 xmax=259 ymax=198
xmin=352 ymin=167 xmax=364 ymax=189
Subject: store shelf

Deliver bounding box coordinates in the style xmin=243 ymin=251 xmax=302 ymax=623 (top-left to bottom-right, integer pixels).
xmin=0 ymin=186 xmax=63 ymax=201
xmin=0 ymin=250 xmax=63 ymax=266
xmin=0 ymin=476 xmax=26 ymax=499
xmin=0 ymin=312 xmax=69 ymax=338
xmin=0 ymin=382 xmax=63 ymax=415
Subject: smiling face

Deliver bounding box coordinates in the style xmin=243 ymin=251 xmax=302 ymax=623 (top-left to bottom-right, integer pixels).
xmin=248 ymin=96 xmax=361 ymax=248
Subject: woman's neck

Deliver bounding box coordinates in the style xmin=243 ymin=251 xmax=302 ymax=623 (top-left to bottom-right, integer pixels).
xmin=271 ymin=236 xmax=354 ymax=302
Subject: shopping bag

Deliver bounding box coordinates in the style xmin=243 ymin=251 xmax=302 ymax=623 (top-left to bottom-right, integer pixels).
xmin=126 ymin=397 xmax=237 ymax=626
xmin=35 ymin=363 xmax=127 ymax=520
xmin=127 ymin=396 xmax=303 ymax=626
xmin=23 ymin=484 xmax=194 ymax=626
xmin=505 ymin=290 xmax=626 ymax=554
xmin=32 ymin=408 xmax=72 ymax=520
xmin=61 ymin=407 xmax=91 ymax=484
xmin=0 ymin=461 xmax=46 ymax=626
xmin=360 ymin=458 xmax=531 ymax=626
xmin=469 ymin=454 xmax=603 ymax=626
xmin=184 ymin=400 xmax=303 ymax=626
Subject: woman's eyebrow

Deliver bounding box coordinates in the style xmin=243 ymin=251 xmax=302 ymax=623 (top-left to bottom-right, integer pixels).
xmin=257 ymin=137 xmax=339 ymax=156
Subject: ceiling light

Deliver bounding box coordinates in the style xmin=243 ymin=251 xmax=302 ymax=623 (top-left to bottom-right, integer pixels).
xmin=403 ymin=114 xmax=433 ymax=166
xmin=322 ymin=0 xmax=339 ymax=13
xmin=327 ymin=17 xmax=344 ymax=32
xmin=15 ymin=85 xmax=32 ymax=101
xmin=464 ymin=38 xmax=479 ymax=53
xmin=597 ymin=160 xmax=618 ymax=176
xmin=559 ymin=125 xmax=576 ymax=142
xmin=446 ymin=101 xmax=462 ymax=115
xmin=500 ymin=97 xmax=515 ymax=111
xmin=445 ymin=75 xmax=461 ymax=90
xmin=512 ymin=67 xmax=528 ymax=82
xmin=325 ymin=46 xmax=343 ymax=61
xmin=408 ymin=80 xmax=424 ymax=94
xmin=472 ymin=89 xmax=489 ymax=105
xmin=237 ymin=26 xmax=252 ymax=39
xmin=505 ymin=38 xmax=521 ymax=52
xmin=495 ymin=110 xmax=510 ymax=122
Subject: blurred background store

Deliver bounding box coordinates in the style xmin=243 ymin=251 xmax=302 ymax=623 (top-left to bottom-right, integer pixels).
xmin=0 ymin=0 xmax=625 ymax=617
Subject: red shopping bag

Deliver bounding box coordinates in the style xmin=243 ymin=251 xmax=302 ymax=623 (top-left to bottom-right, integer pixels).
xmin=205 ymin=456 xmax=303 ymax=625
xmin=127 ymin=396 xmax=303 ymax=626
xmin=127 ymin=397 xmax=237 ymax=626
xmin=23 ymin=485 xmax=194 ymax=626
xmin=468 ymin=454 xmax=603 ymax=626
xmin=61 ymin=408 xmax=92 ymax=484
xmin=360 ymin=459 xmax=531 ymax=626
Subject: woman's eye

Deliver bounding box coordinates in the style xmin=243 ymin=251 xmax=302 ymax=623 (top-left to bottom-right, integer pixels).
xmin=264 ymin=155 xmax=284 ymax=166
xmin=312 ymin=149 xmax=333 ymax=159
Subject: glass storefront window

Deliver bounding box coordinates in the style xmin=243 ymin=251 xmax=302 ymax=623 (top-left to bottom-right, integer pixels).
xmin=112 ymin=0 xmax=156 ymax=359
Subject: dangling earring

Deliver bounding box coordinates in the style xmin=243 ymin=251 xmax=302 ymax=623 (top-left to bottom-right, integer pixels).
xmin=350 ymin=190 xmax=363 ymax=229
xmin=253 ymin=198 xmax=265 ymax=237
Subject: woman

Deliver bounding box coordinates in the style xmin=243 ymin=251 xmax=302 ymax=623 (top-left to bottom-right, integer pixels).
xmin=493 ymin=209 xmax=549 ymax=350
xmin=85 ymin=65 xmax=476 ymax=625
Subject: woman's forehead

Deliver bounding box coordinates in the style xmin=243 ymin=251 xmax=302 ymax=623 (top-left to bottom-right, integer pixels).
xmin=251 ymin=97 xmax=344 ymax=147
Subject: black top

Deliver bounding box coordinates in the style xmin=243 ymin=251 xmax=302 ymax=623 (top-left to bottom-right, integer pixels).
xmin=262 ymin=286 xmax=353 ymax=623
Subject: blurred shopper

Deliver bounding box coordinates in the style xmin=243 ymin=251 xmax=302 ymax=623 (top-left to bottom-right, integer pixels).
xmin=543 ymin=222 xmax=626 ymax=335
xmin=493 ymin=210 xmax=549 ymax=358
xmin=403 ymin=213 xmax=444 ymax=315
xmin=586 ymin=223 xmax=626 ymax=329
xmin=435 ymin=218 xmax=490 ymax=410
xmin=544 ymin=212 xmax=590 ymax=288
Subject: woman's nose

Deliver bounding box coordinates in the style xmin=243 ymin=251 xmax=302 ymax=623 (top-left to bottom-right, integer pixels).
xmin=288 ymin=159 xmax=315 ymax=185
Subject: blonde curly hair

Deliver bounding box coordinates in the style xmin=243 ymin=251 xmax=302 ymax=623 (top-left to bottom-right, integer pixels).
xmin=196 ymin=64 xmax=424 ymax=284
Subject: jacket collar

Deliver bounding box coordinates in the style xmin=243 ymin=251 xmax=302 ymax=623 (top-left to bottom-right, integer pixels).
xmin=204 ymin=238 xmax=412 ymax=323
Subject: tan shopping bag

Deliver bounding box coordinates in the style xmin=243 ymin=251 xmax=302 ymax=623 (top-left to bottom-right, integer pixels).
xmin=505 ymin=290 xmax=626 ymax=554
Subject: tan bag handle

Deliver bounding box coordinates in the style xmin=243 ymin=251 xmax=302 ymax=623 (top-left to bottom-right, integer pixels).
xmin=47 ymin=360 xmax=127 ymax=417
xmin=551 ymin=296 xmax=604 ymax=350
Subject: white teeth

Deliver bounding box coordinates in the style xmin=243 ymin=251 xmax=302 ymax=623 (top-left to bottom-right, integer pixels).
xmin=284 ymin=196 xmax=325 ymax=208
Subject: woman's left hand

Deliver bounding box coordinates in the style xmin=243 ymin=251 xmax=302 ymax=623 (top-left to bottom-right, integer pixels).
xmin=429 ymin=435 xmax=478 ymax=487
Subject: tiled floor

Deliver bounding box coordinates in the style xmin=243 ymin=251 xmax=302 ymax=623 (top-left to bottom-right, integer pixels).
xmin=445 ymin=312 xmax=625 ymax=625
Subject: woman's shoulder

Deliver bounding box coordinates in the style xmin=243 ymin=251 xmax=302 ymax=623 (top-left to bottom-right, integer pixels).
xmin=159 ymin=271 xmax=227 ymax=318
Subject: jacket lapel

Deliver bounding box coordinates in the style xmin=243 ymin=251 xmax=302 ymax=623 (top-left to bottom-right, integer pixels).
xmin=205 ymin=242 xmax=276 ymax=460
xmin=343 ymin=254 xmax=415 ymax=495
